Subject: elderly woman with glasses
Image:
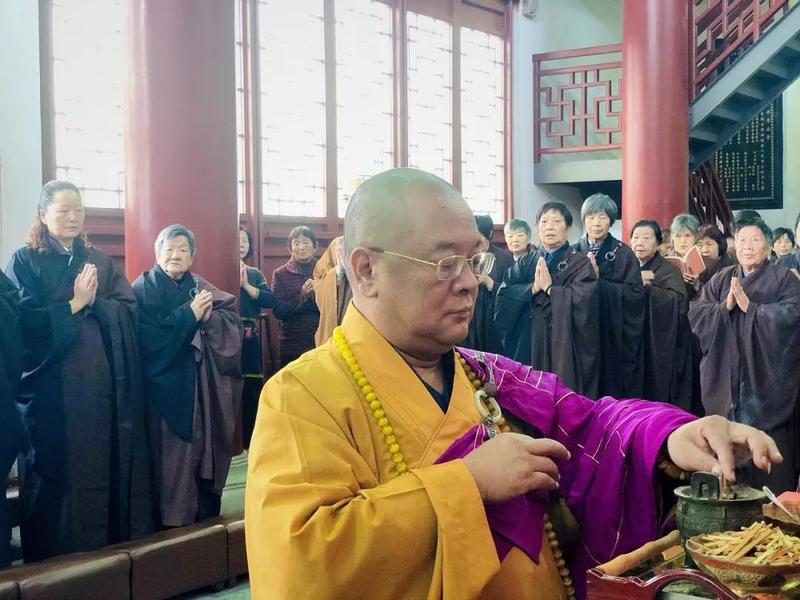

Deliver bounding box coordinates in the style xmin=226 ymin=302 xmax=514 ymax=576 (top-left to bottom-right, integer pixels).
xmin=495 ymin=201 xmax=600 ymax=398
xmin=133 ymin=224 xmax=243 ymax=527
xmin=576 ymin=193 xmax=645 ymax=398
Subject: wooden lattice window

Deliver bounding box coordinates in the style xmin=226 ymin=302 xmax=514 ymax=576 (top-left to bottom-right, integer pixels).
xmin=49 ymin=0 xmax=126 ymax=208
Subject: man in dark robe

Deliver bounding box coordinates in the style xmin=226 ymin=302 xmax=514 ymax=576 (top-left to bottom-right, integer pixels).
xmin=630 ymin=220 xmax=695 ymax=413
xmin=462 ymin=215 xmax=514 ymax=353
xmin=6 ymin=237 xmax=154 ymax=561
xmin=495 ymin=202 xmax=600 ymax=399
xmin=133 ymin=224 xmax=243 ymax=527
xmin=689 ymin=218 xmax=800 ymax=492
xmin=576 ymin=194 xmax=644 ymax=398
xmin=0 ymin=272 xmax=25 ymax=568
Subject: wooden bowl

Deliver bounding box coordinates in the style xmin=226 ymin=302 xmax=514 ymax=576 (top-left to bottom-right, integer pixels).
xmin=686 ymin=535 xmax=800 ymax=593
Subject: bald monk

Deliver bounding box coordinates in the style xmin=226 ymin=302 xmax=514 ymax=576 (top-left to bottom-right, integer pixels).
xmin=245 ymin=168 xmax=781 ymax=600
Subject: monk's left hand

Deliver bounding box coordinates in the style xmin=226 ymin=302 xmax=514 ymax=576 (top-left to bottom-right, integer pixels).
xmin=666 ymin=415 xmax=782 ymax=482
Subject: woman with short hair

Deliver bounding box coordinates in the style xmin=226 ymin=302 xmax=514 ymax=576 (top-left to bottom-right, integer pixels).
xmin=689 ymin=217 xmax=800 ymax=491
xmin=669 ymin=213 xmax=702 ymax=299
xmin=271 ymin=226 xmax=320 ymax=366
xmin=133 ymin=224 xmax=243 ymax=526
xmin=772 ymin=227 xmax=796 ymax=260
xmin=5 ymin=180 xmax=154 ymax=560
xmin=630 ymin=220 xmax=694 ymax=411
xmin=775 ymin=217 xmax=800 ymax=274
xmin=495 ymin=202 xmax=599 ymax=398
xmin=697 ymin=224 xmax=736 ymax=286
xmin=576 ymin=193 xmax=644 ymax=397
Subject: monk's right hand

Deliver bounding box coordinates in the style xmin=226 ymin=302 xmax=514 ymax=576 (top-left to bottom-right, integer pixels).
xmin=462 ymin=433 xmax=570 ymax=503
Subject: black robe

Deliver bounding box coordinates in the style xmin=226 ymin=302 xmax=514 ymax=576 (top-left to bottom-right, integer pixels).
xmin=462 ymin=244 xmax=513 ymax=354
xmin=637 ymin=254 xmax=695 ymax=412
xmin=577 ymin=235 xmax=645 ymax=398
xmin=5 ymin=239 xmax=154 ymax=561
xmin=490 ymin=242 xmax=515 ymax=282
xmin=0 ymin=272 xmax=25 ymax=568
xmin=699 ymin=253 xmax=737 ymax=287
xmin=689 ymin=261 xmax=800 ymax=492
xmin=133 ymin=266 xmax=243 ymax=526
xmin=494 ymin=245 xmax=600 ymax=398
xmin=776 ymin=252 xmax=800 ymax=272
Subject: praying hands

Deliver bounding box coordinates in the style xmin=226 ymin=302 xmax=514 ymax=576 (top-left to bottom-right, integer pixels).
xmin=725 ymin=277 xmax=750 ymax=312
xmin=69 ymin=263 xmax=98 ymax=314
xmin=587 ymin=251 xmax=599 ymax=277
xmin=532 ymin=257 xmax=552 ymax=295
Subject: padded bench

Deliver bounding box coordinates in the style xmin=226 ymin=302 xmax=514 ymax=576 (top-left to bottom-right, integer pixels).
xmin=0 ymin=551 xmax=131 ymax=600
xmin=0 ymin=581 xmax=17 ymax=600
xmin=218 ymin=517 xmax=246 ymax=585
xmin=108 ymin=521 xmax=228 ymax=600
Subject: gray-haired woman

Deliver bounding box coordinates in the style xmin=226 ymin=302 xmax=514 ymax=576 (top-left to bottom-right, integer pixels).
xmin=669 ymin=213 xmax=702 ymax=299
xmin=133 ymin=224 xmax=243 ymax=527
xmin=575 ymin=193 xmax=645 ymax=398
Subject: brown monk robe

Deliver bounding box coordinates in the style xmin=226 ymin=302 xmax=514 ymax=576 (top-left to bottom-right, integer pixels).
xmin=313 ymin=236 xmax=352 ymax=346
xmin=689 ymin=219 xmax=800 ymax=492
xmin=133 ymin=225 xmax=243 ymax=526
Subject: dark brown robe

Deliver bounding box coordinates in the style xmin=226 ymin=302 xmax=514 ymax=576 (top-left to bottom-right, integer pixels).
xmin=5 ymin=239 xmax=154 ymax=561
xmin=494 ymin=244 xmax=600 ymax=399
xmin=689 ymin=261 xmax=800 ymax=492
xmin=576 ymin=235 xmax=645 ymax=398
xmin=133 ymin=267 xmax=243 ymax=526
xmin=637 ymin=253 xmax=695 ymax=412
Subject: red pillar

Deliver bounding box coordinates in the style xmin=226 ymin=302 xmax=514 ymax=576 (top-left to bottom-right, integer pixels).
xmin=621 ymin=0 xmax=689 ymax=239
xmin=124 ymin=0 xmax=239 ymax=295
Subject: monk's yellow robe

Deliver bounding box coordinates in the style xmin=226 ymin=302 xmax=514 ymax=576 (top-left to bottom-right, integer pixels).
xmin=246 ymin=306 xmax=565 ymax=599
xmin=312 ymin=239 xmax=340 ymax=346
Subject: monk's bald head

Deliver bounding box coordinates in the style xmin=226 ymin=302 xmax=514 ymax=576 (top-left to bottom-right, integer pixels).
xmin=343 ymin=168 xmax=472 ymax=257
xmin=343 ymin=168 xmax=483 ymax=358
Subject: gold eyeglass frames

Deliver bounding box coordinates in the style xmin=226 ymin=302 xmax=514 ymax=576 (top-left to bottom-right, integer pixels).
xmin=369 ymin=248 xmax=495 ymax=281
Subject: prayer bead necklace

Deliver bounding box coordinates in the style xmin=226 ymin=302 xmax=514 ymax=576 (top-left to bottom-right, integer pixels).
xmin=459 ymin=355 xmax=576 ymax=599
xmin=334 ymin=326 xmax=408 ymax=475
xmin=333 ymin=327 xmax=574 ymax=599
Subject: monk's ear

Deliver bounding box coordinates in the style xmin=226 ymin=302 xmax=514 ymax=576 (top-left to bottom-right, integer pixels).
xmin=349 ymin=247 xmax=378 ymax=298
